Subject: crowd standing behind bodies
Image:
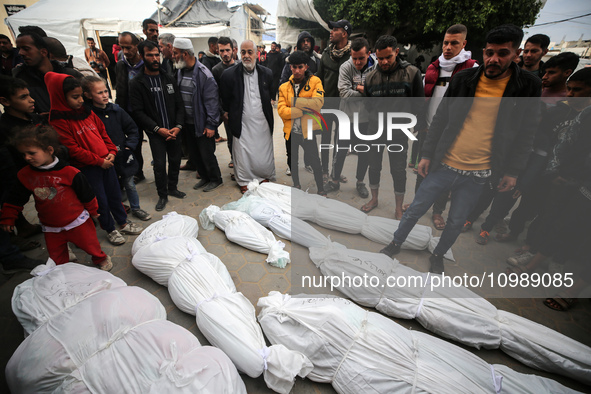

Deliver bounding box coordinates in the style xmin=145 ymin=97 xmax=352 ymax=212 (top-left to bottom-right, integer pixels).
xmin=45 ymin=72 xmax=143 ymax=245
xmin=381 ymin=24 xmax=542 ymax=275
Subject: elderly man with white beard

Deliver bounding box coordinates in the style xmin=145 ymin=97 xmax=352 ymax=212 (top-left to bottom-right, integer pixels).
xmin=172 ymin=37 xmax=222 ymax=192
xmin=219 ymin=40 xmax=275 ymax=193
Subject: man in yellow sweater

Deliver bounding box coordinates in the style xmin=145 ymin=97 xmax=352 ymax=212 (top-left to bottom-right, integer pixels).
xmin=381 ymin=24 xmax=542 ymax=274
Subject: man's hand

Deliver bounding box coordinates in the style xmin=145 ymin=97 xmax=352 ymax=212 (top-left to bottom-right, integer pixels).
xmin=105 ymin=153 xmax=115 ymax=163
xmin=100 ymin=159 xmax=114 ymax=169
xmin=418 ymin=158 xmax=431 ymax=178
xmin=170 ymin=127 xmax=181 ymax=139
xmin=497 ymin=175 xmax=517 ymax=192
xmin=221 ymin=113 xmax=229 ymax=122
xmin=158 ymin=127 xmax=175 ymax=141
xmin=91 ymin=214 xmax=100 ymax=219
xmin=1 ymin=224 xmax=14 ymax=233
xmin=356 ymin=84 xmax=364 ymax=94
xmin=512 ymin=189 xmax=522 ymax=199
xmin=204 ymin=128 xmax=215 ymax=138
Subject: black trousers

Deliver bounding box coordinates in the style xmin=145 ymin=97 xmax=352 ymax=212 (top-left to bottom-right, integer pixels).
xmin=147 ymin=131 xmax=182 ymax=198
xmin=186 ymin=123 xmax=222 ymax=183
xmin=289 ymin=132 xmax=324 ymax=192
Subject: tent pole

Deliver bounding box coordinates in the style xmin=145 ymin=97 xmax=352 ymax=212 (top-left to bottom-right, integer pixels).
xmin=95 ymin=30 xmax=114 ymax=92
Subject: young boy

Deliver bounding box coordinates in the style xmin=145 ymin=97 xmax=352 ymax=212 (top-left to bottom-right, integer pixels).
xmin=82 ymin=76 xmax=151 ymax=221
xmin=44 ymin=71 xmax=143 ymax=245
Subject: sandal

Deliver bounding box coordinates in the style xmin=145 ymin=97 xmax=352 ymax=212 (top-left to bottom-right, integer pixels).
xmin=360 ymin=201 xmax=378 ymax=213
xmin=432 ymin=214 xmax=446 ymax=230
xmin=339 ymin=175 xmax=348 ymax=183
xmin=543 ymin=295 xmax=578 ymax=311
xmin=239 ymin=185 xmax=248 ymax=194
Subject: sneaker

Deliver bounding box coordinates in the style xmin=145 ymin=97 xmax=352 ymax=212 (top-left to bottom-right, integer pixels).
xmin=107 ymin=229 xmax=126 ymax=245
xmin=476 ymin=230 xmax=489 ymax=245
xmin=193 ymin=179 xmax=209 ymax=190
xmin=324 ymin=180 xmax=340 ymax=193
xmin=203 ymin=180 xmax=223 ymax=192
xmin=461 ymin=220 xmax=473 ymax=233
xmin=97 ymin=255 xmax=113 ymax=271
xmin=286 ymin=168 xmax=291 ymax=176
xmin=305 ymin=165 xmax=313 ymax=173
xmin=168 ymin=189 xmax=186 ymax=199
xmin=356 ymin=182 xmax=369 ymax=198
xmin=67 ymin=245 xmax=78 ymax=262
xmin=1 ymin=257 xmax=44 ymax=274
xmin=507 ymin=251 xmax=534 ymax=267
xmin=120 ymin=221 xmax=143 ymax=235
xmin=132 ymin=209 xmax=152 ymax=221
xmin=429 ymin=254 xmax=445 ymax=274
xmin=155 ymin=197 xmax=168 ymax=211
xmin=380 ymin=242 xmax=401 ymax=258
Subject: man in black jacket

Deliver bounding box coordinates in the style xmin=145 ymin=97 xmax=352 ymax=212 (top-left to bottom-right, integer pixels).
xmin=381 ymin=24 xmax=542 ymax=274
xmin=220 ymin=40 xmax=275 ymax=193
xmin=129 ymin=40 xmax=185 ymax=212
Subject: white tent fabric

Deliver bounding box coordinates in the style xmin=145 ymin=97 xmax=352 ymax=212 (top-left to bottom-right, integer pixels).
xmin=276 ymin=0 xmax=328 ymax=46
xmin=7 ymin=283 xmax=245 ymax=393
xmin=132 ymin=211 xmax=199 ymax=256
xmin=308 ymin=245 xmax=591 ymax=385
xmin=222 ymin=195 xmax=332 ymax=249
xmin=6 ymin=0 xmax=156 ymax=58
xmin=258 ymin=292 xmax=580 ymax=394
xmin=200 ymin=205 xmax=290 ymax=268
xmin=132 ymin=234 xmax=313 ymax=393
xmin=12 ymin=261 xmax=127 ymax=335
xmin=246 ymin=181 xmax=454 ymax=260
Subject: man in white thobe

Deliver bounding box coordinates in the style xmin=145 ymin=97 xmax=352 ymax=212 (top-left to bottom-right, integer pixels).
xmin=220 ymin=40 xmax=276 ymax=193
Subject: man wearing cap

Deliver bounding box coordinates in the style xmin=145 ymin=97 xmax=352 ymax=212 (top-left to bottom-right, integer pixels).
xmin=172 ymin=37 xmax=223 ymax=192
xmin=317 ymin=19 xmax=352 ymax=182
xmin=220 ymin=40 xmax=275 ymax=193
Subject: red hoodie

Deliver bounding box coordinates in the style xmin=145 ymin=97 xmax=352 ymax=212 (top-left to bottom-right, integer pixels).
xmin=45 ymin=72 xmax=117 ymax=168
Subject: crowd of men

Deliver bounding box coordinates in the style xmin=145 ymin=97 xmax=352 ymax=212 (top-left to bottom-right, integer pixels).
xmin=1 ymin=18 xmax=590 ymax=310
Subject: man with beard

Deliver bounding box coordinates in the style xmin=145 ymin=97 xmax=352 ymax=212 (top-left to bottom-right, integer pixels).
xmin=380 ymin=24 xmax=541 ymax=274
xmin=129 ymin=40 xmax=186 ymax=211
xmin=12 ymin=31 xmax=82 ymax=114
xmin=172 ymin=38 xmax=222 ymax=193
xmin=518 ymin=34 xmax=549 ymax=78
xmin=220 ymin=40 xmax=275 ymax=193
xmin=212 ymin=37 xmax=239 ymax=168
xmin=116 ymin=32 xmax=146 ymax=182
xmin=0 ymin=34 xmax=23 ymax=76
xmin=279 ymin=32 xmax=320 ymax=86
xmin=200 ymin=37 xmax=221 ymax=71
xmin=142 ymin=19 xmax=159 ymax=43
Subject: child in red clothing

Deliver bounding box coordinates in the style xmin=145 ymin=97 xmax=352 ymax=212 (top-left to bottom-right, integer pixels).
xmin=0 ymin=125 xmax=112 ymax=270
xmin=44 ymin=71 xmax=143 ymax=245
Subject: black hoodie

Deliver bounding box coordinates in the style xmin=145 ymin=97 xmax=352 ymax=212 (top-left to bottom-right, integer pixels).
xmin=279 ymin=31 xmax=320 ymax=85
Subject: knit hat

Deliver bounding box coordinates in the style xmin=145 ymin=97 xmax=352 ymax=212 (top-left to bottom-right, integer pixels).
xmin=173 ymin=38 xmax=193 ymax=51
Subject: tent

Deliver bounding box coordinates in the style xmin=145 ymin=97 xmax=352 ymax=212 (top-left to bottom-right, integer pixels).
xmin=276 ymin=0 xmax=328 ymax=46
xmin=6 ymin=0 xmax=157 ymax=58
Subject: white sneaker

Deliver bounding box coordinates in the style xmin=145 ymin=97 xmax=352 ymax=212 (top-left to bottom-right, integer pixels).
xmin=107 ymin=230 xmax=125 ymax=245
xmin=120 ymin=221 xmax=143 ymax=235
xmin=97 ymin=255 xmax=113 ymax=271
xmin=286 ymin=168 xmax=291 ymax=176
xmin=507 ymin=251 xmax=534 ymax=267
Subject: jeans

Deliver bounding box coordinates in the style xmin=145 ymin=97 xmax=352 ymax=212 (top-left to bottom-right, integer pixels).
xmin=123 ymin=176 xmax=140 ymax=211
xmin=81 ymin=166 xmax=127 ymax=232
xmin=393 ymin=166 xmax=488 ymax=256
xmin=147 ymin=131 xmax=182 ymax=198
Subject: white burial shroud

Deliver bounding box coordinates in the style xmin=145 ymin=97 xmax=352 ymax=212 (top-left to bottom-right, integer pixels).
xmin=308 ymin=244 xmax=591 ymax=385
xmin=132 ymin=235 xmax=313 ymax=393
xmin=200 ymin=205 xmax=290 ymax=268
xmin=258 ymin=292 xmax=580 ymax=394
xmin=8 ymin=265 xmax=245 ymax=393
xmin=246 ymin=180 xmax=454 ymax=260
xmin=132 ymin=211 xmax=199 ymax=256
xmin=222 ymin=195 xmax=332 ymax=249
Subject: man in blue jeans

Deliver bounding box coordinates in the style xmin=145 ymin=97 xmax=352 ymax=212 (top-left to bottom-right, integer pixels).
xmin=380 ymin=24 xmax=541 ymax=273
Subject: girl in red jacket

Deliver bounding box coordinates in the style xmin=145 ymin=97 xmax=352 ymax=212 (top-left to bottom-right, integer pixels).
xmin=0 ymin=125 xmax=112 ymax=270
xmin=44 ymin=72 xmax=143 ymax=245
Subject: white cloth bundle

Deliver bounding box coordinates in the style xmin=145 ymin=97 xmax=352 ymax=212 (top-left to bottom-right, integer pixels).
xmin=132 ymin=211 xmax=199 ymax=256
xmin=7 ymin=285 xmax=246 ymax=393
xmin=258 ymin=292 xmax=579 ymax=394
xmin=223 ymin=195 xmax=331 ymax=249
xmin=200 ymin=205 xmax=290 ymax=268
xmin=12 ymin=261 xmax=127 ymax=335
xmin=248 ymin=181 xmax=454 ymax=260
xmin=309 ymin=244 xmax=591 ymax=385
xmin=132 ymin=236 xmax=314 ymax=393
